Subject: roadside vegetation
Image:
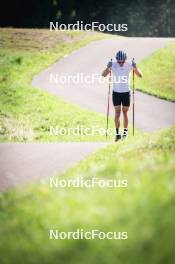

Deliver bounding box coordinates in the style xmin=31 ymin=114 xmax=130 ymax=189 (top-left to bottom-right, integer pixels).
xmin=136 ymin=42 xmax=175 ymax=101
xmin=0 ymin=126 xmax=175 ymax=264
xmin=0 ymin=28 xmax=114 ymax=142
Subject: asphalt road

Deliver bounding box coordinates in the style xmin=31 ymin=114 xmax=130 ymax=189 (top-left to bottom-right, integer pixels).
xmin=1 ymin=37 xmax=175 ymax=191
xmin=0 ymin=142 xmax=109 ymax=191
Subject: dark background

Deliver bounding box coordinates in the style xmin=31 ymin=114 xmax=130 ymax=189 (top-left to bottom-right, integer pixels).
xmin=0 ymin=0 xmax=175 ymax=36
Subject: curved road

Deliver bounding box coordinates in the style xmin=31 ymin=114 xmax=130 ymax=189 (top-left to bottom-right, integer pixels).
xmin=1 ymin=37 xmax=175 ymax=190
xmin=33 ymin=37 xmax=175 ymax=131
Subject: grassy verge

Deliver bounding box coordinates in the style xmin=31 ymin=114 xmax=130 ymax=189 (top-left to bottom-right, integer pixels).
xmin=0 ymin=126 xmax=174 ymax=264
xmin=136 ymin=42 xmax=175 ymax=101
xmin=0 ymin=28 xmax=114 ymax=142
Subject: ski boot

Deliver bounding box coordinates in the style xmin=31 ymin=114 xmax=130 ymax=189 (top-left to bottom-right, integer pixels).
xmin=115 ymin=134 xmax=122 ymax=142
xmin=122 ymin=129 xmax=128 ymax=140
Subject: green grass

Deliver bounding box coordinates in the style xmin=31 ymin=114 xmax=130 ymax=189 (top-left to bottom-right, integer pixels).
xmin=0 ymin=28 xmax=114 ymax=142
xmin=0 ymin=126 xmax=175 ymax=264
xmin=136 ymin=42 xmax=175 ymax=101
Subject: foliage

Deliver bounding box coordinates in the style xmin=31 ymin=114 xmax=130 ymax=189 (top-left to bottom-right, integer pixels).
xmin=0 ymin=126 xmax=175 ymax=263
xmin=0 ymin=0 xmax=175 ymax=36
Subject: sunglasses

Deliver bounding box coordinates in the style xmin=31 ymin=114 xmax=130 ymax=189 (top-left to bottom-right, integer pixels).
xmin=117 ymin=60 xmax=125 ymax=63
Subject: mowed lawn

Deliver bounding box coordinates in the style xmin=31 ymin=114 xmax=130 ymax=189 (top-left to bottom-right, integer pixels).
xmin=136 ymin=42 xmax=175 ymax=101
xmin=0 ymin=126 xmax=175 ymax=264
xmin=0 ymin=28 xmax=114 ymax=142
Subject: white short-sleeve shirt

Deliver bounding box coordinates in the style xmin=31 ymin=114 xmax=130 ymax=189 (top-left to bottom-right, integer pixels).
xmin=111 ymin=62 xmax=133 ymax=93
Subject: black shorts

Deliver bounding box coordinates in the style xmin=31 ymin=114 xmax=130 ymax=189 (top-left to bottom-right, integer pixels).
xmin=112 ymin=91 xmax=130 ymax=107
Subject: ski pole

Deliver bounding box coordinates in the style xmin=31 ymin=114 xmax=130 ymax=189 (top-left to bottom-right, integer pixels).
xmin=132 ymin=58 xmax=135 ymax=136
xmin=106 ymin=59 xmax=112 ymax=139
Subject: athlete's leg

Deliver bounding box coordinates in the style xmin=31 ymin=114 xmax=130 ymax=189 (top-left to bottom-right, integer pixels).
xmin=121 ymin=92 xmax=130 ymax=135
xmin=112 ymin=92 xmax=122 ymax=141
xmin=122 ymin=106 xmax=129 ymax=128
xmin=114 ymin=105 xmax=122 ymax=141
xmin=115 ymin=105 xmax=121 ymax=129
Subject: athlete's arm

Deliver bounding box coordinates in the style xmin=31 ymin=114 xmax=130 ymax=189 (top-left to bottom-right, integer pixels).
xmin=133 ymin=67 xmax=143 ymax=78
xmin=102 ymin=61 xmax=112 ymax=77
xmin=102 ymin=67 xmax=111 ymax=77
xmin=132 ymin=60 xmax=143 ymax=78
